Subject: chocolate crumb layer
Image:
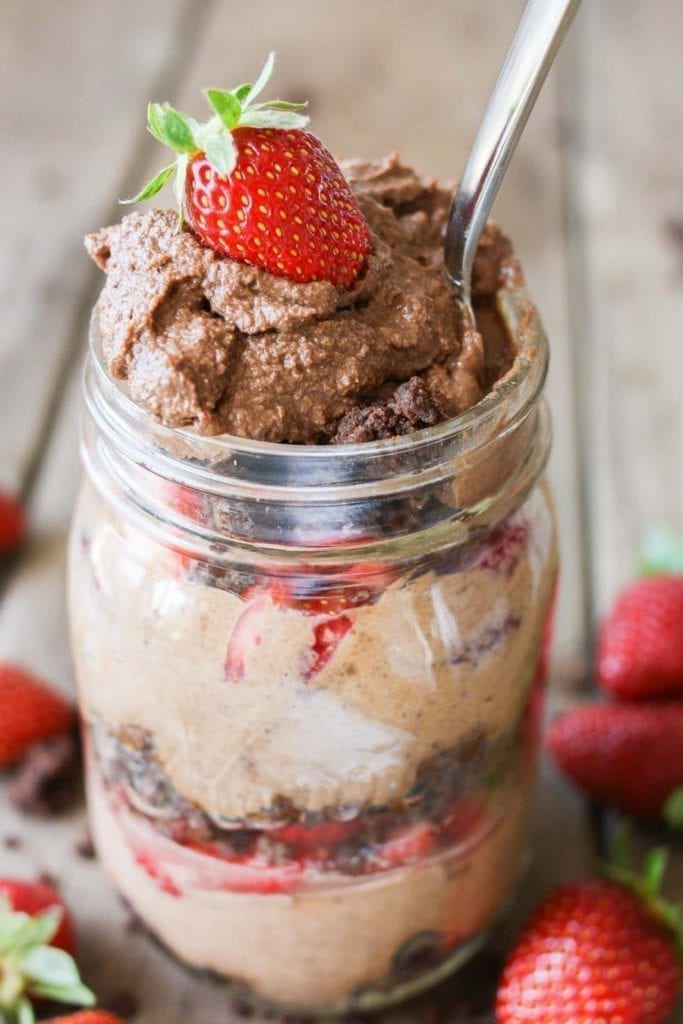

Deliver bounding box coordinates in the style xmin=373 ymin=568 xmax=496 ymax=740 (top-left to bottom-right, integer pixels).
xmin=86 ymin=154 xmax=520 ymax=443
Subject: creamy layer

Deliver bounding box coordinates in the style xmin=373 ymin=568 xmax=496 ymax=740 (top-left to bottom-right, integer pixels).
xmin=89 ymin=766 xmax=531 ymax=1012
xmin=70 ymin=480 xmax=556 ymax=819
xmin=84 ymin=155 xmax=521 ymax=443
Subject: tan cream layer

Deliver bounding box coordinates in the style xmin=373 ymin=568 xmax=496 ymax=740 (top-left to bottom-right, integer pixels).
xmin=70 ymin=481 xmax=556 ymax=818
xmin=88 ymin=768 xmax=532 ymax=1012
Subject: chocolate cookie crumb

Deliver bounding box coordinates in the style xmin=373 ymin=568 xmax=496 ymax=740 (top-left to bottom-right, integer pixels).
xmin=75 ymin=831 xmax=96 ymax=859
xmin=331 ymin=377 xmax=449 ymax=444
xmin=8 ymin=731 xmax=82 ymax=817
xmin=3 ymin=835 xmax=21 ymax=850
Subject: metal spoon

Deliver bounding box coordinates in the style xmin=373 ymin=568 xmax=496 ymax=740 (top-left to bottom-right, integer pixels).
xmin=445 ymin=0 xmax=581 ymax=315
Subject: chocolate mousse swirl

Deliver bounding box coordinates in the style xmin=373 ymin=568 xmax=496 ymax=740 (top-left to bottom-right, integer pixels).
xmin=85 ymin=154 xmax=520 ymax=443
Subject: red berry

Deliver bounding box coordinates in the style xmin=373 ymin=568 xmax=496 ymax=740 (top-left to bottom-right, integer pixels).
xmin=496 ymin=879 xmax=680 ymax=1024
xmin=548 ymin=702 xmax=683 ymax=818
xmin=130 ymin=58 xmax=372 ymax=288
xmin=598 ymin=575 xmax=683 ymax=700
xmin=0 ymin=489 xmax=26 ymax=553
xmin=0 ymin=663 xmax=74 ymax=766
xmin=186 ymin=128 xmax=371 ymax=288
xmin=305 ymin=614 xmax=353 ymax=680
xmin=373 ymin=822 xmax=435 ymax=868
xmin=0 ymin=877 xmax=76 ymax=953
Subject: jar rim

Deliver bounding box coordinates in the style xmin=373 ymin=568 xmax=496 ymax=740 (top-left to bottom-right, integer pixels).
xmin=86 ymin=284 xmax=548 ymax=493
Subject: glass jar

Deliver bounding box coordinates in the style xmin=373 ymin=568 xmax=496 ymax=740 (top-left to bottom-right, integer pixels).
xmin=69 ymin=285 xmax=557 ymax=1015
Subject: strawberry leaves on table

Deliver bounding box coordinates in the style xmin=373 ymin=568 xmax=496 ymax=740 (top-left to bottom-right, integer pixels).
xmin=0 ymin=897 xmax=95 ymax=1024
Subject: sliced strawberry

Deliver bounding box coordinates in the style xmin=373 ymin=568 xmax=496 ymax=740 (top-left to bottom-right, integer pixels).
xmin=304 ymin=614 xmax=353 ymax=680
xmin=373 ymin=822 xmax=435 ymax=868
xmin=224 ymin=588 xmax=268 ymax=681
xmin=275 ymin=816 xmax=363 ymax=856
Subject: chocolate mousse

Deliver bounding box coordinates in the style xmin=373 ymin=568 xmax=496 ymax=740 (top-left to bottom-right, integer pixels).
xmin=85 ymin=154 xmax=519 ymax=444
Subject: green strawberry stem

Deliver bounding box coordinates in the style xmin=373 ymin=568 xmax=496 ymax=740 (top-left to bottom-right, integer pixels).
xmin=122 ymin=52 xmax=309 ymax=219
xmin=664 ymin=787 xmax=683 ymax=830
xmin=639 ymin=528 xmax=683 ymax=576
xmin=0 ymin=897 xmax=95 ymax=1023
xmin=603 ymin=822 xmax=683 ymax=959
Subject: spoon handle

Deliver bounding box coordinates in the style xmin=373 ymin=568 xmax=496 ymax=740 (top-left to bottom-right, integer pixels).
xmin=445 ymin=0 xmax=580 ymax=303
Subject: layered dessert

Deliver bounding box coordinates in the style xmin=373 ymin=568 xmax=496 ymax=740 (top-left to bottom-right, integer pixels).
xmin=71 ymin=59 xmax=557 ymax=1013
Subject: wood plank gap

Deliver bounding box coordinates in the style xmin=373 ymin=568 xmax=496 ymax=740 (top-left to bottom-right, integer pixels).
xmin=556 ymin=14 xmax=598 ymax=667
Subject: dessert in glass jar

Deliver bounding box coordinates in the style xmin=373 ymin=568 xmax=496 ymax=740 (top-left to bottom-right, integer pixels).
xmin=70 ymin=65 xmax=557 ymax=1015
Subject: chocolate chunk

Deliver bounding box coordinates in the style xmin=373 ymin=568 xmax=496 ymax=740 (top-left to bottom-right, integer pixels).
xmin=331 ymin=376 xmax=449 ymax=444
xmin=8 ymin=731 xmax=82 ymax=817
xmin=75 ymin=831 xmax=97 ymax=859
xmin=3 ymin=835 xmax=21 ymax=850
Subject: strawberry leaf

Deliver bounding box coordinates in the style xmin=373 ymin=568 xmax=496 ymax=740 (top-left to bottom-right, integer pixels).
xmin=147 ymin=102 xmax=197 ymax=154
xmin=120 ymin=163 xmax=175 ymax=204
xmin=642 ymin=847 xmax=668 ymax=898
xmin=204 ymin=88 xmax=242 ymax=129
xmin=234 ymin=82 xmax=253 ymax=103
xmin=251 ymin=99 xmax=308 ymax=113
xmin=244 ymin=51 xmax=275 ymax=107
xmin=203 ymin=131 xmax=237 ymax=178
xmin=664 ymin=787 xmax=683 ymax=830
xmin=17 ymin=999 xmax=35 ymax=1024
xmin=640 ymin=528 xmax=683 ymax=576
xmin=239 ymin=109 xmax=309 ymax=130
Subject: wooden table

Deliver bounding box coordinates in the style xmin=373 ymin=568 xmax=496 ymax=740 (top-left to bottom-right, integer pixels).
xmin=1 ymin=2 xmax=681 ymax=1020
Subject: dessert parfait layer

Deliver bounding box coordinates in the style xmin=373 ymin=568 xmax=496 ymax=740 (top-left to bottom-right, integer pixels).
xmin=74 ymin=71 xmax=557 ymax=1013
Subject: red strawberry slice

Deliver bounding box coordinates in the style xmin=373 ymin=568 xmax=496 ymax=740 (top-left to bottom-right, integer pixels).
xmin=304 ymin=614 xmax=353 ymax=680
xmin=374 ymin=822 xmax=435 ymax=869
xmin=224 ymin=589 xmax=268 ymax=681
xmin=119 ymin=801 xmax=304 ymax=895
xmin=275 ymin=816 xmax=363 ymax=856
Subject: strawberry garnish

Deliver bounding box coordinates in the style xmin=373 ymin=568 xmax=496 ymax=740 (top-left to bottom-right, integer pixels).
xmin=496 ymin=836 xmax=682 ymax=1024
xmin=0 ymin=663 xmax=74 ymax=767
xmin=0 ymin=490 xmax=26 ymax=554
xmin=0 ymin=879 xmax=76 ymax=955
xmin=548 ymin=701 xmax=683 ymax=819
xmin=598 ymin=575 xmax=683 ymax=700
xmin=125 ymin=53 xmax=371 ymax=289
xmin=0 ymin=880 xmax=94 ymax=1023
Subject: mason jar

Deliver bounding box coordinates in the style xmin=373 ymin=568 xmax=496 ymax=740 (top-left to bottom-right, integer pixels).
xmin=69 ymin=285 xmax=557 ymax=1015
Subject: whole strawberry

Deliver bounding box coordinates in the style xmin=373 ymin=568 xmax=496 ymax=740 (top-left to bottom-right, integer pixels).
xmin=0 ymin=881 xmax=94 ymax=1022
xmin=0 ymin=489 xmax=26 ymax=554
xmin=0 ymin=663 xmax=74 ymax=766
xmin=598 ymin=575 xmax=683 ymax=700
xmin=548 ymin=702 xmax=683 ymax=818
xmin=126 ymin=52 xmax=372 ymax=289
xmin=497 ymin=842 xmax=682 ymax=1024
xmin=0 ymin=878 xmax=76 ymax=954
xmin=497 ymin=881 xmax=680 ymax=1024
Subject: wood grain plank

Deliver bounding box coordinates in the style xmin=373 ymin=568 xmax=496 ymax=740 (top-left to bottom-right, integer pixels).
xmin=565 ymin=0 xmax=683 ymax=615
xmin=562 ymin=7 xmax=683 ymax=1020
xmin=0 ymin=0 xmax=197 ymax=495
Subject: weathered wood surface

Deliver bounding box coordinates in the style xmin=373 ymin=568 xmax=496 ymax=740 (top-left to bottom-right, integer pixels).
xmin=0 ymin=1 xmax=680 ymax=1021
